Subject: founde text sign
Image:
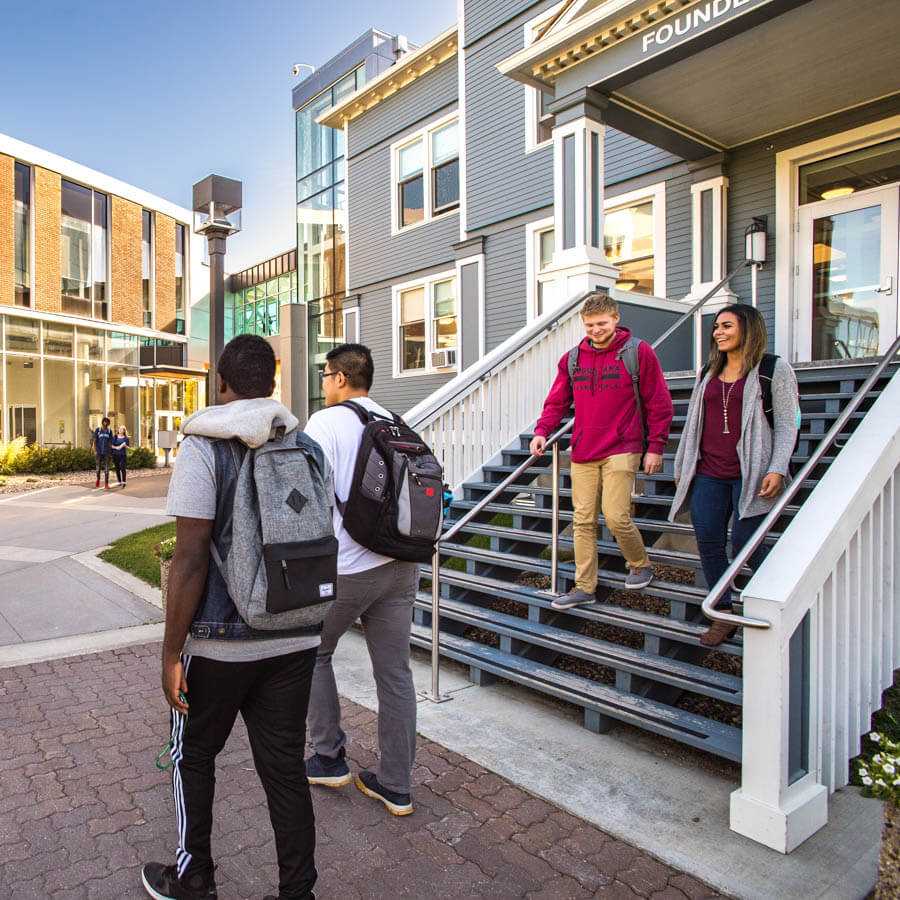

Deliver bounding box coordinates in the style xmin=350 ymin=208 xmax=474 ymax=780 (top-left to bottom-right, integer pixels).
xmin=642 ymin=0 xmax=763 ymax=53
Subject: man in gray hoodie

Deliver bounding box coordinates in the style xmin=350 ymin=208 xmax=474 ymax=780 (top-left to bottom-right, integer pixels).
xmin=141 ymin=336 xmax=319 ymax=900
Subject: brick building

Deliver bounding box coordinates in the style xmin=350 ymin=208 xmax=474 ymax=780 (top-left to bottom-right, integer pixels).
xmin=0 ymin=133 xmax=207 ymax=455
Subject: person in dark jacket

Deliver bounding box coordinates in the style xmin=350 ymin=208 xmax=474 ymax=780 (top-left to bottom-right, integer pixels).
xmin=111 ymin=426 xmax=130 ymax=487
xmin=529 ymin=291 xmax=674 ymax=610
xmin=91 ymin=418 xmax=113 ymax=490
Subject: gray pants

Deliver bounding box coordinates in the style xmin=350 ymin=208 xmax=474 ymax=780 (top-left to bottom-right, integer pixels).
xmin=307 ymin=559 xmax=418 ymax=794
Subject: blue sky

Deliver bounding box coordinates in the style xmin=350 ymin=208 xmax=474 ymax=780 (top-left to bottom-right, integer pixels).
xmin=0 ymin=0 xmax=456 ymax=271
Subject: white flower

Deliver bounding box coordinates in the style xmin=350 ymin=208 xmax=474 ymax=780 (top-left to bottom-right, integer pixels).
xmin=876 ymin=779 xmax=887 ymax=787
xmin=863 ymin=776 xmax=873 ymax=786
xmin=893 ymin=778 xmax=900 ymax=786
xmin=873 ymin=754 xmax=883 ymax=764
xmin=870 ymin=733 xmax=881 ymax=743
xmin=885 ymin=764 xmax=896 ymax=775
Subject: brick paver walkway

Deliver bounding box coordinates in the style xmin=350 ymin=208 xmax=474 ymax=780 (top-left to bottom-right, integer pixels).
xmin=0 ymin=644 xmax=719 ymax=899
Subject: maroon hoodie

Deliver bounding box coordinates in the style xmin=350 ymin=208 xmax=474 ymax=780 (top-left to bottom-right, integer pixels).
xmin=534 ymin=327 xmax=673 ymax=463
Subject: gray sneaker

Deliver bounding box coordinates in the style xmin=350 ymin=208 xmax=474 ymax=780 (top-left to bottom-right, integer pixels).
xmin=624 ymin=566 xmax=654 ymax=591
xmin=550 ymin=588 xmax=595 ymax=610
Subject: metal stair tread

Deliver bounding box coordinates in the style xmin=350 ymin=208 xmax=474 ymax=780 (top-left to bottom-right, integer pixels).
xmin=417 ymin=592 xmax=742 ymax=701
xmin=409 ymin=622 xmax=742 ymax=760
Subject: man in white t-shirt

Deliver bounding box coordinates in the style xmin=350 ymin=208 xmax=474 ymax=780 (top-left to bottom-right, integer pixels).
xmin=303 ymin=343 xmax=419 ymax=817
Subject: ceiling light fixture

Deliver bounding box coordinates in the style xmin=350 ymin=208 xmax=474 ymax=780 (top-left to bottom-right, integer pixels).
xmin=821 ymin=185 xmax=856 ymax=200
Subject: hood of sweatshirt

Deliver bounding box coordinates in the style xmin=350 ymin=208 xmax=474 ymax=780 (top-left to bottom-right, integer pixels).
xmin=181 ymin=398 xmax=299 ymax=449
xmin=577 ymin=326 xmax=632 ymax=359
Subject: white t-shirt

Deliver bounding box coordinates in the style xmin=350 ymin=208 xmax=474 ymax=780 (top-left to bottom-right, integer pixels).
xmin=303 ymin=397 xmax=394 ymax=575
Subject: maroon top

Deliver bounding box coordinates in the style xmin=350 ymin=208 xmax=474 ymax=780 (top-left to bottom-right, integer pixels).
xmin=697 ymin=376 xmax=746 ymax=480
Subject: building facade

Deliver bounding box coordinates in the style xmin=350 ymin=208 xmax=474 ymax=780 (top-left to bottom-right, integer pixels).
xmin=0 ymin=133 xmax=207 ymax=454
xmin=310 ymin=0 xmax=899 ymax=414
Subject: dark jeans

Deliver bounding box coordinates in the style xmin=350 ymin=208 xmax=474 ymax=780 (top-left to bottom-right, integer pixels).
xmin=112 ymin=453 xmax=126 ymax=483
xmin=689 ymin=474 xmax=768 ymax=609
xmin=171 ymin=649 xmax=317 ymax=899
xmin=95 ymin=453 xmax=110 ymax=481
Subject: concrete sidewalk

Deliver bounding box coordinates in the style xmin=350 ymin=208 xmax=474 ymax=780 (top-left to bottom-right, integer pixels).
xmin=0 ymin=481 xmax=170 ymax=647
xmin=0 ymin=643 xmax=719 ymax=899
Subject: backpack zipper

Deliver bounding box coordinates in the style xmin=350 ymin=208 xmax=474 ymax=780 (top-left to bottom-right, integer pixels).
xmin=281 ymin=559 xmax=292 ymax=590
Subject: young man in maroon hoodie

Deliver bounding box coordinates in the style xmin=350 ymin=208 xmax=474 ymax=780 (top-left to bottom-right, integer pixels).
xmin=529 ymin=291 xmax=673 ymax=609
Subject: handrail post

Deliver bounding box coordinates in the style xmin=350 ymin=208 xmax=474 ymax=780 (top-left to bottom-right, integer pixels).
xmin=421 ymin=545 xmax=452 ymax=703
xmin=550 ymin=441 xmax=560 ymax=595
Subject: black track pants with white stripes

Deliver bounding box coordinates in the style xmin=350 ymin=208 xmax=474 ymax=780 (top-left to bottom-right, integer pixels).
xmin=170 ymin=648 xmax=318 ymax=898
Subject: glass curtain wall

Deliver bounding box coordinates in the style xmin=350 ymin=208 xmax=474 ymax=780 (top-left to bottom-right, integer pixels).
xmin=227 ymin=272 xmax=296 ymax=339
xmin=60 ymin=181 xmax=108 ymax=319
xmin=296 ymin=65 xmax=365 ymax=412
xmin=142 ymin=210 xmax=154 ymax=328
xmin=175 ymin=223 xmax=186 ymax=334
xmin=14 ymin=163 xmax=30 ymax=307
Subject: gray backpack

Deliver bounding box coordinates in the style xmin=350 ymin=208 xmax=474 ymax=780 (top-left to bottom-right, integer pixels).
xmin=567 ymin=336 xmax=645 ymax=445
xmin=211 ymin=428 xmax=337 ymax=631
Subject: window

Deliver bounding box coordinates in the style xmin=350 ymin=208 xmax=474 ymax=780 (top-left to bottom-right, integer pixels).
xmin=14 ymin=162 xmax=30 ymax=307
xmin=526 ymin=218 xmax=560 ymax=320
xmin=142 ymin=210 xmax=153 ymax=328
xmin=393 ymin=274 xmax=458 ymax=376
xmin=689 ymin=176 xmax=729 ymax=300
xmin=174 ymin=223 xmax=186 ymax=334
xmin=60 ymin=181 xmax=107 ymax=320
xmin=392 ymin=115 xmax=459 ymax=233
xmin=603 ymin=184 xmax=666 ymax=297
xmin=524 ymin=3 xmax=566 ymax=152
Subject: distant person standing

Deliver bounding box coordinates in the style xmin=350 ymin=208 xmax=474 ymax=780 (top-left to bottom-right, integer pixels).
xmin=111 ymin=426 xmax=130 ymax=488
xmin=91 ymin=417 xmax=113 ymax=490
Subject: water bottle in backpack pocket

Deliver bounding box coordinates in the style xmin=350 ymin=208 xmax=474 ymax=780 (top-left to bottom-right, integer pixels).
xmin=212 ymin=430 xmax=338 ymax=630
xmin=336 ymin=401 xmax=444 ymax=563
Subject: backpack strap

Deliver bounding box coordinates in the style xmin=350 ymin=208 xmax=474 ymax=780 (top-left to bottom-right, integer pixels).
xmin=209 ymin=439 xmax=248 ymax=573
xmin=757 ymin=353 xmax=778 ymax=431
xmin=616 ymin=337 xmax=645 ymax=447
xmin=338 ymin=399 xmax=400 ymax=426
xmin=566 ymin=346 xmax=579 ymax=385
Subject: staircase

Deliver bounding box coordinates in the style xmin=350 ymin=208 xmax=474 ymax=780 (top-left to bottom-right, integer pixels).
xmin=412 ymin=361 xmax=898 ymax=762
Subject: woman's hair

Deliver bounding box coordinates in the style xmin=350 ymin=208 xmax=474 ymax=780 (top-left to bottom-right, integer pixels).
xmin=706 ymin=303 xmax=768 ymax=377
xmin=117 ymin=426 xmax=128 ymax=436
xmin=101 ymin=417 xmax=111 ymax=427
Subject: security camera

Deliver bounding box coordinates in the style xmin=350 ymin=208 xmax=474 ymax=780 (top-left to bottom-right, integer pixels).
xmin=292 ymin=63 xmax=316 ymax=79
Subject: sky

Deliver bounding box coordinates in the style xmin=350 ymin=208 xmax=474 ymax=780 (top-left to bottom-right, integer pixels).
xmin=0 ymin=0 xmax=456 ymax=272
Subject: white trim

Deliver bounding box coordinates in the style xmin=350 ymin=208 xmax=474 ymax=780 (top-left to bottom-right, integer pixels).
xmin=524 ymin=2 xmax=566 ymax=155
xmin=454 ymin=253 xmax=486 ymax=360
xmin=0 ymin=131 xmax=192 ymax=226
xmin=525 ymin=216 xmax=558 ymax=322
xmin=687 ymin=175 xmax=735 ymax=306
xmin=343 ymin=121 xmax=352 ymax=297
xmin=457 ymin=0 xmax=468 ymax=241
xmin=391 ymin=268 xmax=459 ymax=379
xmin=604 ymin=181 xmax=667 ymax=298
xmin=775 ymin=114 xmax=900 ymax=360
xmin=390 ymin=111 xmax=460 ymax=237
xmin=342 ymin=305 xmax=360 ymax=344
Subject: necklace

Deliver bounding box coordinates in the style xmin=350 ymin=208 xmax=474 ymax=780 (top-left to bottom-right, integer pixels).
xmin=721 ymin=378 xmax=738 ymax=434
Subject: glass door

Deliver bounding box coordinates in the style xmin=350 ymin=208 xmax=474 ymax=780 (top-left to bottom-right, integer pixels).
xmin=8 ymin=405 xmax=37 ymax=444
xmin=797 ymin=186 xmax=899 ymax=361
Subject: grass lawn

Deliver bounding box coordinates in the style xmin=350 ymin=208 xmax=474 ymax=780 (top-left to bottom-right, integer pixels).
xmin=100 ymin=522 xmax=175 ymax=588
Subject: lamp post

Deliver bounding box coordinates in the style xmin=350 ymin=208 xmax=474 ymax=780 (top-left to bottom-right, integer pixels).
xmin=192 ymin=175 xmax=242 ymax=405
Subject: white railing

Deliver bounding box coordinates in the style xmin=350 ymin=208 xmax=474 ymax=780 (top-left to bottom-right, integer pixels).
xmin=405 ymin=289 xmax=590 ymax=489
xmin=731 ymin=365 xmax=900 ymax=853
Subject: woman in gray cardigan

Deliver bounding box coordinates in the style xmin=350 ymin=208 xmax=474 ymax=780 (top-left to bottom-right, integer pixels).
xmin=670 ymin=304 xmax=799 ymax=646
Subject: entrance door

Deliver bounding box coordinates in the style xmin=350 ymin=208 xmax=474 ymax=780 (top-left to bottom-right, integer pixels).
xmin=8 ymin=405 xmax=37 ymax=444
xmin=797 ymin=186 xmax=899 ymax=361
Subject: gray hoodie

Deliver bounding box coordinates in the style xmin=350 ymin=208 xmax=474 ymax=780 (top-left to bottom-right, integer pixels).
xmin=669 ymin=358 xmax=799 ymax=522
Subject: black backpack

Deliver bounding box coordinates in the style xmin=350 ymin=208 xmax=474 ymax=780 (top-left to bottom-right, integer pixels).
xmin=336 ymin=401 xmax=444 ymax=563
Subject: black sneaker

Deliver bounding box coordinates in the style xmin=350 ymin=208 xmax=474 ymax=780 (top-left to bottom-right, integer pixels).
xmin=140 ymin=863 xmax=217 ymax=900
xmin=305 ymin=747 xmax=352 ymax=787
xmin=354 ymin=769 xmax=413 ymax=816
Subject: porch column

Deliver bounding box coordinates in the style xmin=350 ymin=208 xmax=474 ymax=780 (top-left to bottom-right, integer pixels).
xmin=547 ymin=87 xmax=619 ymax=295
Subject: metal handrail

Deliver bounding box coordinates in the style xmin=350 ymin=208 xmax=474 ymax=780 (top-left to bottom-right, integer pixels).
xmin=701 ymin=329 xmax=900 ymax=629
xmin=422 ymin=266 xmax=743 ymax=701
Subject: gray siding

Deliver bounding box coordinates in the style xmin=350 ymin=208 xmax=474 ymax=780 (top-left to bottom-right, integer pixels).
xmin=664 ymin=172 xmax=692 ymax=301
xmin=484 ymin=222 xmax=528 ymax=352
xmin=359 ymin=284 xmax=455 ymax=414
xmin=464 ymin=0 xmax=541 ymax=46
xmin=348 ymin=58 xmax=458 ymax=159
xmin=463 ymin=3 xmax=681 ymax=233
xmin=726 ymin=95 xmax=900 ymax=346
xmin=348 ymin=139 xmax=459 ymax=290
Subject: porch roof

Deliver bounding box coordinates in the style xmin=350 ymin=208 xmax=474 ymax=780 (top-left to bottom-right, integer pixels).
xmin=499 ymin=0 xmax=900 ymax=150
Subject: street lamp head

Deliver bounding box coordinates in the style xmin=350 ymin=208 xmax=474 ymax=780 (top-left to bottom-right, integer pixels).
xmin=192 ymin=175 xmax=242 ymax=237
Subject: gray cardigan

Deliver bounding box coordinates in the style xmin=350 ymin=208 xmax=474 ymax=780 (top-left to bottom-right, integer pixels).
xmin=669 ymin=357 xmax=800 ymax=521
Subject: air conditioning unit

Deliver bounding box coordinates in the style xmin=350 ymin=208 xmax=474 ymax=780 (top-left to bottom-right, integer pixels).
xmin=431 ymin=348 xmax=457 ymax=369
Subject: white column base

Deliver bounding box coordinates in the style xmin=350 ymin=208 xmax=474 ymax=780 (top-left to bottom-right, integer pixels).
xmin=545 ymin=257 xmax=620 ymax=298
xmin=730 ymin=782 xmax=828 ymax=854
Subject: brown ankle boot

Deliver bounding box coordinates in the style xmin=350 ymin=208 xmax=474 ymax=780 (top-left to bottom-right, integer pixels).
xmin=699 ymin=620 xmax=737 ymax=647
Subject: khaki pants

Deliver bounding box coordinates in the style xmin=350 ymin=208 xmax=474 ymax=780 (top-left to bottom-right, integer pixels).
xmin=571 ymin=453 xmax=649 ymax=591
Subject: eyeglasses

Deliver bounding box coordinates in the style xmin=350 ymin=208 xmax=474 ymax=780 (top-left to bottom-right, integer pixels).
xmin=319 ymin=370 xmax=339 ymax=382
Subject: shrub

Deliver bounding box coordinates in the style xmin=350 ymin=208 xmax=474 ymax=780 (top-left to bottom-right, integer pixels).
xmin=0 ymin=443 xmax=157 ymax=475
xmin=155 ymin=536 xmax=177 ymax=562
xmin=857 ymin=728 xmax=900 ymax=806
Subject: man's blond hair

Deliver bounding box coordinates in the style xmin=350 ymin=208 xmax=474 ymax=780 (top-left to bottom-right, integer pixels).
xmin=581 ymin=290 xmax=619 ymax=318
